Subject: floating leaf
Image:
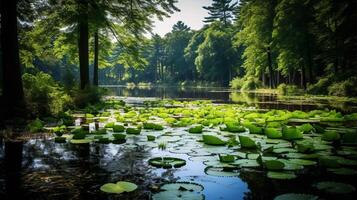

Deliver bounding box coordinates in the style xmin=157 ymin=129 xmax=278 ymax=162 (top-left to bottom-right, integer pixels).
xmin=100 ymin=181 xmax=137 ymax=194
xmin=265 ymin=128 xmax=282 ymax=139
xmin=202 ymin=134 xmax=227 ymax=146
xmin=188 ymin=125 xmax=203 ymax=134
xmin=282 ymin=126 xmax=303 ymax=141
xmin=322 ymin=130 xmax=340 ymax=141
xmin=267 ymin=171 xmax=297 ymax=179
xmin=264 ymin=160 xmax=285 ymax=170
xmin=219 ymin=154 xmax=235 ymax=163
xmin=148 ymin=157 xmax=186 ymax=168
xmin=238 ymin=135 xmax=257 ymax=149
xmin=274 ymin=193 xmax=319 ymax=200
xmin=313 ymin=181 xmax=355 ymax=194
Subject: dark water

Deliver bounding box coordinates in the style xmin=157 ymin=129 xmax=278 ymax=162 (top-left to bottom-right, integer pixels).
xmin=105 ymin=85 xmax=357 ymax=113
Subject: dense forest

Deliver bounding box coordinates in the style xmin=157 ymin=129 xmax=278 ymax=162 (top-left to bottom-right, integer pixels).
xmin=1 ymin=0 xmax=357 ymax=120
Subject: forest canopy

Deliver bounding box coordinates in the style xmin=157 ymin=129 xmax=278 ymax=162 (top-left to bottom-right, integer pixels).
xmin=1 ymin=0 xmax=357 ymax=119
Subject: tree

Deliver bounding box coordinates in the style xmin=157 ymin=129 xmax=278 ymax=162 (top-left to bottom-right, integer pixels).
xmin=235 ymin=0 xmax=277 ymax=88
xmin=203 ymin=0 xmax=238 ymax=26
xmin=195 ymin=22 xmax=236 ymax=85
xmin=164 ymin=21 xmax=193 ymax=81
xmin=1 ymin=0 xmax=25 ymax=118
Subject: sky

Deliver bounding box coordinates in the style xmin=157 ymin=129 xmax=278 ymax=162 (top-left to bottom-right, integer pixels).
xmin=150 ymin=0 xmax=213 ymax=37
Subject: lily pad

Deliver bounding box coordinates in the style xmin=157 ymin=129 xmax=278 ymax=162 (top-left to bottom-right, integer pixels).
xmin=202 ymin=134 xmax=227 ymax=146
xmin=274 ymin=193 xmax=319 ymax=200
xmin=264 ymin=160 xmax=285 ymax=170
xmin=238 ymin=135 xmax=257 ymax=149
xmin=100 ymin=181 xmax=137 ymax=194
xmin=267 ymin=171 xmax=297 ymax=179
xmin=322 ymin=130 xmax=340 ymax=141
xmin=313 ymin=181 xmax=355 ymax=194
xmin=188 ymin=125 xmax=203 ymax=134
xmin=70 ymin=139 xmax=91 ymax=144
xmin=149 ymin=157 xmax=186 ymax=168
xmin=282 ymin=126 xmax=303 ymax=141
xmin=265 ymin=128 xmax=282 ymax=139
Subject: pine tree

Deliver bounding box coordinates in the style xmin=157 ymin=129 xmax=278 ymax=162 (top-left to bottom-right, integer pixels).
xmin=203 ymin=0 xmax=238 ymax=25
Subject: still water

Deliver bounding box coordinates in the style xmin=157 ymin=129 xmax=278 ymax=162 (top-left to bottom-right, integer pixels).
xmin=0 ymin=86 xmax=356 ymax=200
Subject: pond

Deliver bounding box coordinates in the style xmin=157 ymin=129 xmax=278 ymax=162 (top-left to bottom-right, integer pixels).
xmin=105 ymin=85 xmax=357 ymax=113
xmin=1 ymin=87 xmax=357 ymax=200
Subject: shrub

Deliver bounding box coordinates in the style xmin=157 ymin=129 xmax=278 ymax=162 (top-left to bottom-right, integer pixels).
xmin=328 ymin=77 xmax=357 ymax=97
xmin=73 ymin=86 xmax=106 ymax=108
xmin=26 ymin=118 xmax=44 ymax=133
xmin=230 ymin=77 xmax=245 ymax=90
xmin=241 ymin=76 xmax=261 ymax=91
xmin=277 ymin=84 xmax=302 ymax=95
xmin=307 ymin=76 xmax=332 ymax=95
xmin=23 ymin=72 xmax=73 ymax=116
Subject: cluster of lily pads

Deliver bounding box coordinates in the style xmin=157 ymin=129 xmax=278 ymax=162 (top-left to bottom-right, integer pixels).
xmin=47 ymin=99 xmax=357 ymax=198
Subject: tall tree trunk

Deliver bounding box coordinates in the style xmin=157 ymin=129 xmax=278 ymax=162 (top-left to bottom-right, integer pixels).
xmin=78 ymin=0 xmax=89 ymax=89
xmin=1 ymin=0 xmax=25 ymax=118
xmin=267 ymin=47 xmax=275 ymax=88
xmin=93 ymin=31 xmax=99 ymax=86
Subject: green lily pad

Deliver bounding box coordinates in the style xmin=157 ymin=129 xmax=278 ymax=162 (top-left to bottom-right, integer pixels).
xmin=297 ymin=123 xmax=314 ymax=134
xmin=274 ymin=193 xmax=319 ymax=200
xmin=238 ymin=135 xmax=257 ymax=149
xmin=313 ymin=181 xmax=356 ymax=194
xmin=152 ymin=182 xmax=204 ymax=200
xmin=327 ymin=168 xmax=357 ymax=175
xmin=282 ymin=126 xmax=303 ymax=141
xmin=264 ymin=160 xmax=285 ymax=170
xmin=70 ymin=139 xmax=91 ymax=144
xmin=188 ymin=125 xmax=203 ymax=133
xmin=126 ymin=128 xmax=141 ymax=135
xmin=296 ymin=140 xmax=315 ymax=153
xmin=204 ymin=166 xmax=239 ymax=177
xmin=322 ymin=130 xmax=340 ymax=141
xmin=219 ymin=154 xmax=235 ymax=163
xmin=202 ymin=134 xmax=227 ymax=146
xmin=100 ymin=181 xmax=137 ymax=194
xmin=113 ymin=125 xmax=125 ymax=132
xmin=267 ymin=171 xmax=297 ymax=179
xmin=265 ymin=128 xmax=282 ymax=139
xmin=245 ymin=124 xmax=264 ymax=134
xmin=149 ymin=157 xmax=186 ymax=168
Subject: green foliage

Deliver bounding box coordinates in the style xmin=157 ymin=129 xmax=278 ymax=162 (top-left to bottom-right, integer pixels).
xmin=53 ymin=125 xmax=66 ymax=136
xmin=72 ymin=131 xmax=86 ymax=140
xmin=229 ymin=77 xmax=245 ymax=90
xmin=277 ymin=84 xmax=302 ymax=95
xmin=328 ymin=77 xmax=357 ymax=97
xmin=238 ymin=135 xmax=257 ymax=149
xmin=100 ymin=181 xmax=138 ymax=194
xmin=202 ymin=134 xmax=227 ymax=146
xmin=73 ymin=87 xmax=105 ymax=108
xmin=147 ymin=135 xmax=156 ymax=141
xmin=322 ymin=130 xmax=341 ymax=141
xmin=113 ymin=125 xmax=125 ymax=132
xmin=23 ymin=72 xmax=73 ymax=116
xmin=26 ymin=118 xmax=44 ymax=133
xmin=282 ymin=126 xmax=303 ymax=141
xmin=148 ymin=157 xmax=186 ymax=168
xmin=264 ymin=160 xmax=285 ymax=170
xmin=241 ymin=77 xmax=261 ymax=91
xmin=113 ymin=133 xmax=126 ymax=140
xmin=126 ymin=127 xmax=141 ymax=135
xmin=265 ymin=128 xmax=282 ymax=139
xmin=188 ymin=125 xmax=203 ymax=134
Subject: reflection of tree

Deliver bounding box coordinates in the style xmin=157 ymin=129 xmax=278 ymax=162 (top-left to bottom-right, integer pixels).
xmin=230 ymin=92 xmax=259 ymax=107
xmin=2 ymin=138 xmax=171 ymax=199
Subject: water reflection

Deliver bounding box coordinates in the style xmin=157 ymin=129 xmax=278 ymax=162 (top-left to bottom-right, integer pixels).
xmin=105 ymin=85 xmax=357 ymax=113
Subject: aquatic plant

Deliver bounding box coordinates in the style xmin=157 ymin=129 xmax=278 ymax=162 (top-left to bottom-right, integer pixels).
xmin=147 ymin=135 xmax=156 ymax=141
xmin=238 ymin=135 xmax=257 ymax=149
xmin=202 ymin=134 xmax=227 ymax=146
xmin=148 ymin=157 xmax=186 ymax=168
xmin=152 ymin=182 xmax=204 ymax=200
xmin=27 ymin=118 xmax=44 ymax=133
xmin=54 ymin=136 xmax=66 ymax=143
xmin=126 ymin=127 xmax=141 ymax=135
xmin=113 ymin=125 xmax=125 ymax=132
xmin=188 ymin=125 xmax=203 ymax=133
xmin=100 ymin=181 xmax=138 ymax=194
